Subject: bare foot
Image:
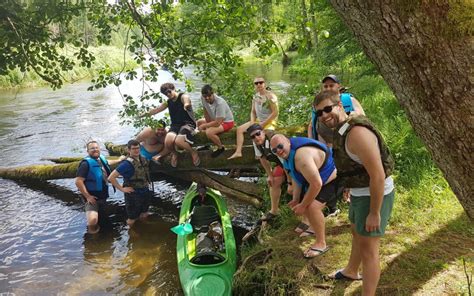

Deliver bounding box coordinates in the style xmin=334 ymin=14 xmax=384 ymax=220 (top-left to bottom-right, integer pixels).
xmin=227 ymin=151 xmax=242 ymax=160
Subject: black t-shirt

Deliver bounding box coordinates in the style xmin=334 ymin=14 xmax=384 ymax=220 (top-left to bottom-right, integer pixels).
xmin=76 ymin=160 xmax=109 ymax=200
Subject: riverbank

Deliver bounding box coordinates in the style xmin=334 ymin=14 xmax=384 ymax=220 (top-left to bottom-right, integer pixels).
xmin=0 ymin=46 xmax=135 ymax=89
xmin=232 ymin=52 xmax=473 ymax=294
xmin=234 ymin=184 xmax=473 ymax=295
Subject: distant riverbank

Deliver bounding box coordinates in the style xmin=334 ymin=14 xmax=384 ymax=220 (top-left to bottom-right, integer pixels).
xmin=0 ymin=46 xmax=136 ymax=89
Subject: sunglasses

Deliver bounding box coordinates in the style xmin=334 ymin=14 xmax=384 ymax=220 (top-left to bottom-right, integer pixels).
xmin=162 ymin=89 xmax=172 ymax=95
xmin=314 ymin=103 xmax=338 ymax=117
xmin=254 ymin=81 xmax=265 ymax=85
xmin=271 ymin=143 xmax=284 ymax=154
xmin=250 ymin=131 xmax=261 ymax=139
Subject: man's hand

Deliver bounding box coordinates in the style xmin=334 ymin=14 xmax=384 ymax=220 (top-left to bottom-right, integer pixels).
xmin=266 ymin=175 xmax=274 ymax=187
xmin=198 ymin=124 xmax=206 ymax=132
xmin=287 ymin=198 xmax=298 ymax=208
xmin=365 ymin=212 xmax=381 ymax=233
xmin=86 ymin=195 xmax=97 ymax=205
xmin=123 ymin=187 xmax=135 ymax=194
xmin=292 ymin=203 xmax=307 ymax=216
xmin=184 ymin=104 xmax=192 ymax=111
xmin=342 ymin=188 xmax=350 ymax=202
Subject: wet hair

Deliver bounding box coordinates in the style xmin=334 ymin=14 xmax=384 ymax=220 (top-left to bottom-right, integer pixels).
xmin=313 ymin=90 xmax=340 ymax=106
xmin=201 ymin=84 xmax=213 ymax=96
xmin=127 ymin=139 xmax=140 ymax=149
xmin=86 ymin=140 xmax=99 ymax=150
xmin=160 ymin=82 xmax=175 ymax=94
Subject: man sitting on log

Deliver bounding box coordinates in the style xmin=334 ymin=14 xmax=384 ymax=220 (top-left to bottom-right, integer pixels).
xmin=108 ymin=140 xmax=153 ymax=227
xmin=197 ymin=84 xmax=235 ymax=158
xmin=270 ymin=134 xmax=337 ymax=258
xmin=147 ymin=82 xmax=200 ymax=167
xmin=75 ymin=140 xmax=125 ymax=234
xmin=247 ymin=123 xmax=288 ymax=224
xmin=135 ymin=120 xmax=167 ymax=160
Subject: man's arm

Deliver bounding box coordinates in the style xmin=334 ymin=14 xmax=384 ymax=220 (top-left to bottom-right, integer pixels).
xmin=347 ymin=126 xmax=385 ymax=232
xmin=75 ymin=177 xmax=97 ymax=205
xmin=108 ymin=170 xmax=134 ymax=193
xmin=107 ymin=155 xmax=126 ymax=166
xmin=250 ymin=100 xmax=256 ymax=122
xmin=181 ymin=94 xmax=192 ymax=110
xmin=295 ymin=148 xmax=323 ymax=208
xmin=148 ymin=102 xmax=168 ymax=116
xmin=351 ymin=97 xmax=365 ymax=116
xmin=135 ymin=127 xmax=153 ymax=143
xmin=259 ymin=157 xmax=274 ymax=186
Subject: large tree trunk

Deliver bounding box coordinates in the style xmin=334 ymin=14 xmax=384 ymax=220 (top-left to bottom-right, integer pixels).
xmin=329 ymin=1 xmax=474 ymax=218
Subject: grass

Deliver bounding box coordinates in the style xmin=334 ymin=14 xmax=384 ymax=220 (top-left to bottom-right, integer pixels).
xmin=234 ymin=180 xmax=473 ymax=295
xmin=233 ymin=52 xmax=473 ymax=295
xmin=0 ymin=46 xmax=136 ymax=89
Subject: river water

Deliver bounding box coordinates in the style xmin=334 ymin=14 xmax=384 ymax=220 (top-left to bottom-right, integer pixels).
xmin=0 ymin=64 xmax=291 ymax=294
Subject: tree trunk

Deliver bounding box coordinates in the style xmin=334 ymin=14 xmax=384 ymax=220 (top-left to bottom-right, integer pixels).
xmin=329 ymin=1 xmax=474 ymax=218
xmin=300 ymin=0 xmax=313 ymax=50
xmin=308 ymin=0 xmax=318 ymax=48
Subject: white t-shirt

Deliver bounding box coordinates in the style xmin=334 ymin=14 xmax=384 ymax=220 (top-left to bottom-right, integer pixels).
xmin=201 ymin=95 xmax=234 ymax=122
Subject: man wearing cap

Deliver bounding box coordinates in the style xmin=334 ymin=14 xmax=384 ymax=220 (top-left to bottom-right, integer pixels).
xmin=309 ymin=74 xmax=365 ymax=144
xmin=314 ymin=90 xmax=395 ymax=295
xmin=247 ymin=124 xmax=288 ymax=222
xmin=147 ymin=83 xmax=200 ymax=167
xmin=305 ymin=75 xmax=366 ymax=219
xmin=270 ymin=134 xmax=337 ymax=258
xmin=197 ymin=84 xmax=235 ymax=158
xmin=135 ymin=120 xmax=168 ymax=160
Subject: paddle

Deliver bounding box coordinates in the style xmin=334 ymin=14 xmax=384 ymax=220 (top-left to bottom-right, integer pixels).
xmin=171 ymin=208 xmax=194 ymax=235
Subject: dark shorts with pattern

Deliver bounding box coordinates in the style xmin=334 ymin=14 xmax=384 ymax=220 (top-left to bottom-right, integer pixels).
xmin=124 ymin=189 xmax=152 ymax=220
xmin=169 ymin=123 xmax=196 ymax=145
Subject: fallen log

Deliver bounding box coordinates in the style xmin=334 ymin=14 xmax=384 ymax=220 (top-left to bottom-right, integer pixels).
xmin=0 ymin=159 xmax=264 ymax=207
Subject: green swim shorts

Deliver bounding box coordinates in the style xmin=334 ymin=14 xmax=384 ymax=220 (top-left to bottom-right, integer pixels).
xmin=349 ymin=190 xmax=395 ymax=237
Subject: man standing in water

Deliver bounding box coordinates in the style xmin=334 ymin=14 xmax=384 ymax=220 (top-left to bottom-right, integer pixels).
xmin=314 ymin=90 xmax=395 ymax=295
xmin=108 ymin=140 xmax=153 ymax=226
xmin=75 ymin=141 xmax=125 ymax=234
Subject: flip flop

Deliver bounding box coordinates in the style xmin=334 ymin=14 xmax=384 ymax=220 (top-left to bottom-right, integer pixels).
xmin=303 ymin=246 xmax=330 ymax=259
xmin=299 ymin=229 xmax=315 ymax=238
xmin=294 ymin=222 xmax=310 ymax=234
xmin=192 ymin=153 xmax=200 ymax=166
xmin=330 ymin=269 xmax=362 ymax=281
xmin=170 ymin=153 xmax=178 ymax=168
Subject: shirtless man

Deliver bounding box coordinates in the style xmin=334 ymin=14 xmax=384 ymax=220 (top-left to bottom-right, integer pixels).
xmin=135 ymin=120 xmax=167 ymax=160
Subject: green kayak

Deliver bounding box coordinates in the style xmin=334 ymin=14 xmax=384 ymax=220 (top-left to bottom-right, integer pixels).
xmin=176 ymin=183 xmax=237 ymax=296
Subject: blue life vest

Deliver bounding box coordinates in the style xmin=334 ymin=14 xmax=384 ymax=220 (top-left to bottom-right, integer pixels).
xmin=311 ymin=93 xmax=354 ymax=140
xmin=283 ymin=137 xmax=336 ymax=193
xmin=84 ymin=155 xmax=111 ymax=192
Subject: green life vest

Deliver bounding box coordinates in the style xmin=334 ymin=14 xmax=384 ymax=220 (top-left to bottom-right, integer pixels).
xmin=123 ymin=155 xmax=151 ymax=189
xmin=333 ymin=115 xmax=394 ymax=188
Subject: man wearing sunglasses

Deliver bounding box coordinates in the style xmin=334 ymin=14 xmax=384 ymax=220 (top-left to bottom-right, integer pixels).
xmin=247 ymin=124 xmax=289 ymax=223
xmin=270 ymin=134 xmax=337 ymax=258
xmin=314 ymin=90 xmax=395 ymax=295
xmin=75 ymin=141 xmax=126 ymax=234
xmin=147 ymin=83 xmax=200 ymax=167
xmin=196 ymin=84 xmax=234 ymax=158
xmin=228 ymin=77 xmax=279 ymax=160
